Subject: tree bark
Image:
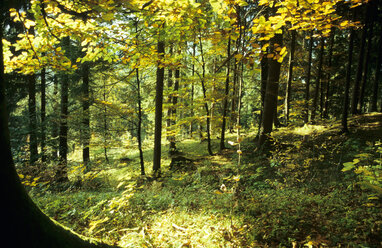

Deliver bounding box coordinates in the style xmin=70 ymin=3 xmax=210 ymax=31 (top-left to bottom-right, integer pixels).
xmin=323 ymin=30 xmax=335 ymax=119
xmin=304 ymin=31 xmax=314 ymax=124
xmin=284 ymin=30 xmax=296 ymax=123
xmin=136 ymin=67 xmax=145 ymax=175
xmin=371 ymin=23 xmax=382 ymax=112
xmin=153 ymin=38 xmax=165 ymax=176
xmin=28 ymin=73 xmax=38 ymax=164
xmin=220 ymin=37 xmax=231 ymax=151
xmin=82 ymin=62 xmax=90 ymax=171
xmin=311 ymin=37 xmax=325 ymax=122
xmin=40 ymin=68 xmax=46 ymax=162
xmin=57 ymin=37 xmax=70 ymax=183
xmin=51 ymin=74 xmax=59 ymax=160
xmin=359 ymin=21 xmax=373 ymax=113
xmin=198 ymin=34 xmax=213 ymax=155
xmin=351 ymin=6 xmax=368 ymax=115
xmin=258 ymin=33 xmax=282 ymax=147
xmin=342 ymin=28 xmax=355 ymax=133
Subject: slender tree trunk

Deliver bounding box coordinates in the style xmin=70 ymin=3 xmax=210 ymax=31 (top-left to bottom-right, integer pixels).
xmin=359 ymin=22 xmax=373 ymax=113
xmin=259 ymin=33 xmax=282 ymax=147
xmin=190 ymin=42 xmax=196 ymax=137
xmin=220 ymin=37 xmax=231 ymax=151
xmin=169 ymin=67 xmax=179 ymax=155
xmin=258 ymin=50 xmax=268 ymax=136
xmin=371 ymin=24 xmax=382 ymax=112
xmin=58 ymin=70 xmax=69 ymax=182
xmin=57 ymin=37 xmax=70 ymax=183
xmin=304 ymin=31 xmax=314 ymax=124
xmin=198 ymin=34 xmax=213 ymax=155
xmin=82 ymin=63 xmax=90 ymax=171
xmin=102 ymin=80 xmax=109 ymax=164
xmin=51 ymin=74 xmax=59 ymax=160
xmin=153 ymin=37 xmax=165 ymax=176
xmin=323 ymin=30 xmax=335 ymax=119
xmin=311 ymin=37 xmax=325 ymax=122
xmin=28 ymin=74 xmax=38 ymax=164
xmin=342 ymin=28 xmax=355 ymax=133
xmin=351 ymin=6 xmax=368 ymax=115
xmin=136 ymin=67 xmax=145 ymax=175
xmin=40 ymin=68 xmax=46 ymax=162
xmin=284 ymin=30 xmax=296 ymax=123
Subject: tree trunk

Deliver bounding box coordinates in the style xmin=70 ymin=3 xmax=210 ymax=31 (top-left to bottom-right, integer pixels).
xmin=51 ymin=74 xmax=59 ymax=160
xmin=82 ymin=63 xmax=90 ymax=171
xmin=311 ymin=37 xmax=325 ymax=122
xmin=57 ymin=37 xmax=70 ymax=183
xmin=359 ymin=21 xmax=373 ymax=113
xmin=103 ymin=80 xmax=109 ymax=164
xmin=190 ymin=42 xmax=196 ymax=137
xmin=342 ymin=28 xmax=355 ymax=133
xmin=220 ymin=37 xmax=231 ymax=151
xmin=351 ymin=6 xmax=368 ymax=115
xmin=28 ymin=74 xmax=38 ymax=164
xmin=304 ymin=31 xmax=314 ymax=124
xmin=40 ymin=68 xmax=46 ymax=162
xmin=136 ymin=67 xmax=145 ymax=175
xmin=258 ymin=33 xmax=282 ymax=147
xmin=169 ymin=67 xmax=179 ymax=155
xmin=198 ymin=34 xmax=213 ymax=156
xmin=0 ymin=13 xmax=118 ymax=248
xmin=284 ymin=30 xmax=296 ymax=123
xmin=153 ymin=38 xmax=165 ymax=176
xmin=371 ymin=23 xmax=382 ymax=112
xmin=258 ymin=49 xmax=268 ymax=136
xmin=323 ymin=30 xmax=335 ymax=119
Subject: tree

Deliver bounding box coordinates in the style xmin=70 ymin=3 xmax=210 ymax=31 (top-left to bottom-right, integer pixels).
xmin=82 ymin=62 xmax=90 ymax=170
xmin=284 ymin=30 xmax=296 ymax=123
xmin=56 ymin=37 xmax=70 ymax=183
xmin=342 ymin=28 xmax=355 ymax=133
xmin=1 ymin=5 xmax=118 ymax=247
xmin=258 ymin=32 xmax=282 ymax=147
xmin=220 ymin=36 xmax=231 ymax=151
xmin=152 ymin=37 xmax=165 ymax=176
xmin=304 ymin=31 xmax=314 ymax=124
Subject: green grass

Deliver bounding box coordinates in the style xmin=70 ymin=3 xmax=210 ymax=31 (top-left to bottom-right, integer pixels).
xmin=27 ymin=114 xmax=382 ymax=247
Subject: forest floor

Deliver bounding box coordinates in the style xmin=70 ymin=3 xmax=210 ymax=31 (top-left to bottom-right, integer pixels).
xmin=26 ymin=113 xmax=382 ymax=247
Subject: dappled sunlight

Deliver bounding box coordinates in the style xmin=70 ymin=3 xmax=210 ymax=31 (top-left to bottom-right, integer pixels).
xmin=291 ymin=124 xmax=327 ymax=136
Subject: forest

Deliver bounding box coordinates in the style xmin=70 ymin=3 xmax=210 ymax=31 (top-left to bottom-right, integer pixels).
xmin=1 ymin=0 xmax=382 ymax=247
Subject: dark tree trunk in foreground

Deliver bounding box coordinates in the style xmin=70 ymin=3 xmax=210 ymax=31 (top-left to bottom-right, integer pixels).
xmin=153 ymin=39 xmax=165 ymax=176
xmin=284 ymin=30 xmax=296 ymax=123
xmin=371 ymin=24 xmax=382 ymax=112
xmin=220 ymin=37 xmax=231 ymax=151
xmin=0 ymin=13 xmax=118 ymax=248
xmin=28 ymin=73 xmax=38 ymax=164
xmin=304 ymin=31 xmax=314 ymax=124
xmin=82 ymin=63 xmax=90 ymax=171
xmin=342 ymin=28 xmax=355 ymax=133
xmin=258 ymin=33 xmax=282 ymax=147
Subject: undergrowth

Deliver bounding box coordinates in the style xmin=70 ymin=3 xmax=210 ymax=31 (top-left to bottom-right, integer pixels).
xmin=28 ymin=114 xmax=382 ymax=247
